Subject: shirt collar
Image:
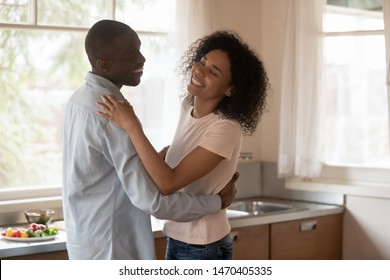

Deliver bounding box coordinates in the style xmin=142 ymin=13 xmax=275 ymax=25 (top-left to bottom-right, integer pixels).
xmin=85 ymin=72 xmax=124 ymax=99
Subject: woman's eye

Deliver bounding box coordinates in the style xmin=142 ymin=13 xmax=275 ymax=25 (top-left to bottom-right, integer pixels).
xmin=198 ymin=58 xmax=218 ymax=77
xmin=210 ymin=70 xmax=218 ymax=76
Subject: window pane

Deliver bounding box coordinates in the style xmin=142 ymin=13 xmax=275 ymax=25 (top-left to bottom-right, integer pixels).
xmin=325 ymin=1 xmax=383 ymax=32
xmin=1 ymin=1 xmax=178 ymax=190
xmin=328 ymin=0 xmax=382 ymax=10
xmin=115 ymin=0 xmax=175 ymax=32
xmin=0 ymin=29 xmax=88 ymax=188
xmin=0 ymin=0 xmax=30 ymax=24
xmin=0 ymin=29 xmax=178 ymax=190
xmin=121 ymin=34 xmax=179 ymax=151
xmin=324 ymin=35 xmax=390 ymax=167
xmin=37 ymin=0 xmax=108 ymax=27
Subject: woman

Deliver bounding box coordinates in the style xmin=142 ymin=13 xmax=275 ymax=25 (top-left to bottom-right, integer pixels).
xmin=96 ymin=31 xmax=269 ymax=259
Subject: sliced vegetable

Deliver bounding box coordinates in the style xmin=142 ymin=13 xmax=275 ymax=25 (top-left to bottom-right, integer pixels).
xmin=5 ymin=227 xmax=13 ymax=237
xmin=2 ymin=225 xmax=58 ymax=238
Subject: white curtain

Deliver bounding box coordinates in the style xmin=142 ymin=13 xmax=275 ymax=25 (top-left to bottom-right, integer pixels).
xmin=384 ymin=0 xmax=390 ymax=143
xmin=278 ymin=0 xmax=326 ymax=178
xmin=147 ymin=0 xmax=214 ymax=150
xmin=174 ymin=0 xmax=213 ymax=56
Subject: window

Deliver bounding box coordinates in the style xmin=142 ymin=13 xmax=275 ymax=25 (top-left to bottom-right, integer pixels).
xmin=0 ymin=0 xmax=178 ymax=195
xmin=280 ymin=0 xmax=390 ymax=188
xmin=324 ymin=0 xmax=389 ymax=169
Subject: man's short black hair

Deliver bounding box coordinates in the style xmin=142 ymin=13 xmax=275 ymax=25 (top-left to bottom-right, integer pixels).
xmin=85 ymin=20 xmax=131 ymax=68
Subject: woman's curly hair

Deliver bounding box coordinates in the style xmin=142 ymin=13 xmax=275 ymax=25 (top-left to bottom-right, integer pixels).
xmin=178 ymin=30 xmax=270 ymax=135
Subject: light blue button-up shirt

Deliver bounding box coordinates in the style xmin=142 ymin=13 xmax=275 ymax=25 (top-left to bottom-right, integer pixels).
xmin=62 ymin=72 xmax=221 ymax=259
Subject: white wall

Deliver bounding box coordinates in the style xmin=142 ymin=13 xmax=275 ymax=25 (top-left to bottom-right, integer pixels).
xmin=343 ymin=196 xmax=390 ymax=259
xmin=211 ymin=0 xmax=390 ymax=259
xmin=210 ymin=0 xmax=282 ymax=162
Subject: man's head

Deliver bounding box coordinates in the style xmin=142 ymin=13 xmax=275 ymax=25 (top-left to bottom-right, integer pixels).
xmin=85 ymin=20 xmax=145 ymax=88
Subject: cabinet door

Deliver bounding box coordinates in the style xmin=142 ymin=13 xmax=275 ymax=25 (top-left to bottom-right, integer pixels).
xmin=270 ymin=214 xmax=342 ymax=260
xmin=232 ymin=224 xmax=269 ymax=260
xmin=154 ymin=236 xmax=167 ymax=260
xmin=3 ymin=250 xmax=69 ymax=260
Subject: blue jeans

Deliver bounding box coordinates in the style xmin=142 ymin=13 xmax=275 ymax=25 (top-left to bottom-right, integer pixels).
xmin=165 ymin=234 xmax=234 ymax=260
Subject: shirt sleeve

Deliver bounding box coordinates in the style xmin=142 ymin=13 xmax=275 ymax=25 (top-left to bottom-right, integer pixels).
xmin=199 ymin=119 xmax=242 ymax=160
xmin=101 ymin=122 xmax=221 ymax=222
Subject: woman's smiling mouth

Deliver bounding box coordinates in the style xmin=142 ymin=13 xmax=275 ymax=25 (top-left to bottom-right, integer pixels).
xmin=191 ymin=76 xmax=204 ymax=87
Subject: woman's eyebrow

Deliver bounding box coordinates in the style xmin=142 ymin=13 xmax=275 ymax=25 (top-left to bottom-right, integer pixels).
xmin=212 ymin=64 xmax=223 ymax=76
xmin=203 ymin=56 xmax=223 ymax=76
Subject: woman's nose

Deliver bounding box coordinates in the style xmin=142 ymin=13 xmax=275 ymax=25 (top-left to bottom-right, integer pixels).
xmin=194 ymin=64 xmax=205 ymax=77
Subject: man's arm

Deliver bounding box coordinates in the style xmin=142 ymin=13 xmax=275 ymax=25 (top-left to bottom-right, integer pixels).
xmin=103 ymin=123 xmax=237 ymax=222
xmin=218 ymin=172 xmax=239 ymax=209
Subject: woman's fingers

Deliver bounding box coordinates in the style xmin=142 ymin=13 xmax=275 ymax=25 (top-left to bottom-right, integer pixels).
xmin=96 ymin=100 xmax=114 ymax=122
xmin=100 ymin=95 xmax=130 ymax=107
xmin=96 ymin=95 xmax=127 ymax=122
xmin=97 ymin=95 xmax=133 ymax=121
xmin=99 ymin=96 xmax=109 ymax=108
xmin=96 ymin=101 xmax=111 ymax=112
xmin=105 ymin=95 xmax=118 ymax=105
xmin=96 ymin=110 xmax=111 ymax=121
xmin=100 ymin=95 xmax=116 ymax=106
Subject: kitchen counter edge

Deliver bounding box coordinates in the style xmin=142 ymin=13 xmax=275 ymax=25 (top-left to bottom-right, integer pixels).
xmin=0 ymin=198 xmax=344 ymax=259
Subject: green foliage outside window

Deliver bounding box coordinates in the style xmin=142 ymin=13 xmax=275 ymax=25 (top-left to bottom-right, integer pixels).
xmin=0 ymin=0 xmax=175 ymax=188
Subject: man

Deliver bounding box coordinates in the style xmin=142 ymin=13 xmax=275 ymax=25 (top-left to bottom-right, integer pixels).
xmin=62 ymin=19 xmax=237 ymax=260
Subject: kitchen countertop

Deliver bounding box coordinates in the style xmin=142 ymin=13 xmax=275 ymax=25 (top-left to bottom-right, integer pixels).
xmin=227 ymin=197 xmax=344 ymax=228
xmin=0 ymin=230 xmax=67 ymax=259
xmin=0 ymin=197 xmax=344 ymax=259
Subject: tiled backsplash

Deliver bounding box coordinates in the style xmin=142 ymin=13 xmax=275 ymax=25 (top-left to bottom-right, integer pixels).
xmin=235 ymin=161 xmax=262 ymax=199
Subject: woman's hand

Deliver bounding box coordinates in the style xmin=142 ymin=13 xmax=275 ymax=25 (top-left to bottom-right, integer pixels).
xmin=96 ymin=95 xmax=137 ymax=130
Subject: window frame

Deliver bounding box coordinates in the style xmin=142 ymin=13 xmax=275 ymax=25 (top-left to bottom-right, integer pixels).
xmin=0 ymin=0 xmax=174 ymax=225
xmin=286 ymin=3 xmax=390 ymax=198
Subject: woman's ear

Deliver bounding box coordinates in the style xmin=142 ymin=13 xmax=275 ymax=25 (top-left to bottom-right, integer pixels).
xmin=225 ymin=87 xmax=233 ymax=97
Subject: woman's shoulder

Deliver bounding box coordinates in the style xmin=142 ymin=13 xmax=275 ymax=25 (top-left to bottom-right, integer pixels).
xmin=179 ymin=95 xmax=193 ymax=116
xmin=211 ymin=116 xmax=242 ymax=134
xmin=217 ymin=115 xmax=241 ymax=127
xmin=181 ymin=94 xmax=191 ymax=103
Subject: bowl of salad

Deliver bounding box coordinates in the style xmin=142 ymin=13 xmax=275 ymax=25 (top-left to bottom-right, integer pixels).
xmin=24 ymin=209 xmax=55 ymax=225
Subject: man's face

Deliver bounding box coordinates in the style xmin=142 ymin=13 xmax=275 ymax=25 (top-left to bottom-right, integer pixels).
xmin=108 ymin=30 xmax=146 ymax=88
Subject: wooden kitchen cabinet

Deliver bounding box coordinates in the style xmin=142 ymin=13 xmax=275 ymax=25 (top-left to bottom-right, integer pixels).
xmin=3 ymin=250 xmax=68 ymax=260
xmin=270 ymin=214 xmax=343 ymax=260
xmin=154 ymin=236 xmax=167 ymax=260
xmin=232 ymin=224 xmax=269 ymax=260
xmin=154 ymin=213 xmax=342 ymax=260
xmin=154 ymin=224 xmax=269 ymax=260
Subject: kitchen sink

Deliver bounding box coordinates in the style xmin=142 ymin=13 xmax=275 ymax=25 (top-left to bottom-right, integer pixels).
xmin=225 ymin=209 xmax=251 ymax=218
xmin=227 ymin=199 xmax=307 ymax=219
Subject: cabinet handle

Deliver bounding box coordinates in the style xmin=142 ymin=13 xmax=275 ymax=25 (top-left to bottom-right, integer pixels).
xmin=230 ymin=231 xmax=239 ymax=241
xmin=300 ymin=220 xmax=317 ymax=232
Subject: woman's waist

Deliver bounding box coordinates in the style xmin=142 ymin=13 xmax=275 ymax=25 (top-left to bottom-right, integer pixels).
xmin=163 ymin=210 xmax=230 ymax=244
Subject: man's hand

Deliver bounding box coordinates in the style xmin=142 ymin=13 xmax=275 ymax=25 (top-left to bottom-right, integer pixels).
xmin=218 ymin=172 xmax=239 ymax=209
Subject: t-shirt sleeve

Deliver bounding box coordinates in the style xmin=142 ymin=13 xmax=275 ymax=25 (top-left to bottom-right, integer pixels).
xmin=199 ymin=119 xmax=242 ymax=160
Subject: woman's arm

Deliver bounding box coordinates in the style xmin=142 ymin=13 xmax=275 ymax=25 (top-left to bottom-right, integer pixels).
xmin=96 ymin=95 xmax=224 ymax=195
xmin=158 ymin=145 xmax=170 ymax=160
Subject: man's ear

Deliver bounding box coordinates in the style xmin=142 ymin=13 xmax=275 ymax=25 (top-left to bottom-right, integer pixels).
xmin=96 ymin=59 xmax=111 ymax=72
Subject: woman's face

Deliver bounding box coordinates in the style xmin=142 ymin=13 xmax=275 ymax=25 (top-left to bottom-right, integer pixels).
xmin=187 ymin=49 xmax=232 ymax=103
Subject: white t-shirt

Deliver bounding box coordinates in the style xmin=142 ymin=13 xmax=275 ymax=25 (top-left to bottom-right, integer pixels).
xmin=163 ymin=96 xmax=243 ymax=244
